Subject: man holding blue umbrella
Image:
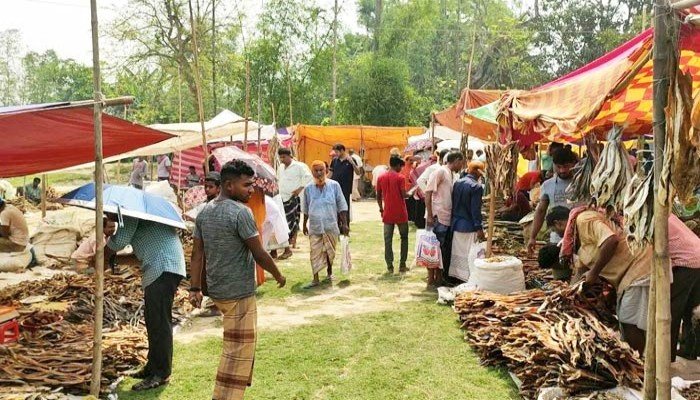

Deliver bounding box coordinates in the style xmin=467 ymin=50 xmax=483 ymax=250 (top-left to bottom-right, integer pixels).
xmin=103 ymin=210 xmax=186 ymax=391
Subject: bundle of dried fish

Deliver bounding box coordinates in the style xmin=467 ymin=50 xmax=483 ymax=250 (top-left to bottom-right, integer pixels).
xmin=567 ymin=135 xmax=599 ymax=203
xmin=590 ymin=127 xmax=633 ymax=210
xmin=8 ymin=197 xmax=39 ymax=213
xmin=485 ymin=141 xmax=520 ymax=200
xmin=681 ymin=382 xmax=700 ymax=400
xmin=667 ymin=70 xmax=700 ymax=204
xmin=622 ymin=171 xmax=654 ymax=253
xmin=455 ymin=282 xmax=641 ymax=399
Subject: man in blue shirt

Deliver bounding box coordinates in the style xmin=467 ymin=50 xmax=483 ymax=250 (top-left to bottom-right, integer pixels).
xmin=450 ymin=161 xmax=486 ymax=283
xmin=104 ymin=214 xmax=186 ymax=391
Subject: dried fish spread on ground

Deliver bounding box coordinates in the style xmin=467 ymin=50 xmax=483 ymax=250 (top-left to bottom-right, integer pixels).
xmin=590 ymin=127 xmax=633 ymax=211
xmin=454 ymin=283 xmax=643 ymax=399
xmin=0 ymin=272 xmax=192 ymax=393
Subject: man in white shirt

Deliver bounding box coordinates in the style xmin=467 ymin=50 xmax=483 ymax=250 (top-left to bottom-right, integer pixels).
xmin=277 ymin=148 xmax=312 ymax=257
xmin=349 ymin=148 xmax=364 ymax=201
xmin=157 ymin=155 xmax=172 ymax=181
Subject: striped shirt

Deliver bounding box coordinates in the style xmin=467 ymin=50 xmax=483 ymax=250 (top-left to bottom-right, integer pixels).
xmin=107 ymin=216 xmax=186 ymax=288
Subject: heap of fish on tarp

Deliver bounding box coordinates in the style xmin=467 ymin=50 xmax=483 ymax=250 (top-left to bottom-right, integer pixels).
xmin=0 ymin=272 xmax=193 ymax=394
xmin=485 ymin=141 xmax=519 ymax=200
xmin=454 ymin=282 xmax=643 ymax=399
xmin=590 ymin=127 xmax=634 ymax=211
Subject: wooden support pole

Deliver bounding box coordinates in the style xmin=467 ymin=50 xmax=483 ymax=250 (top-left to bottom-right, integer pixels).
xmin=331 ymin=0 xmax=338 ymax=124
xmin=287 ymin=62 xmax=293 ymax=126
xmin=486 ymin=181 xmax=496 ymax=257
xmin=647 ymin=0 xmax=674 ymax=398
xmin=430 ymin=113 xmax=436 ymax=149
xmin=89 ymin=0 xmax=105 ymax=396
xmin=257 ymin=77 xmax=262 ymax=157
xmin=244 ymin=59 xmax=250 ymax=149
xmin=40 ymin=174 xmax=47 ymax=218
xmin=189 ymin=0 xmax=210 ymax=175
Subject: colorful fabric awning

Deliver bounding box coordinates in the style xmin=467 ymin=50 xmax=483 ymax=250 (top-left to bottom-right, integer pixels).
xmin=498 ymin=24 xmax=700 ymax=146
xmin=435 ymin=89 xmax=502 ymax=141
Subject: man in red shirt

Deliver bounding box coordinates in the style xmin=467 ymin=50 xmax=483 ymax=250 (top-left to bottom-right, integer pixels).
xmin=377 ymin=156 xmax=409 ymax=274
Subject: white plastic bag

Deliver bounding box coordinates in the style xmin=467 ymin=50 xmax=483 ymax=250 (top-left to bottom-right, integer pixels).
xmin=470 ymin=256 xmax=525 ymax=294
xmin=340 ymin=235 xmax=352 ymax=274
xmin=468 ymin=241 xmax=486 ymax=272
xmin=415 ymin=229 xmax=442 ymax=269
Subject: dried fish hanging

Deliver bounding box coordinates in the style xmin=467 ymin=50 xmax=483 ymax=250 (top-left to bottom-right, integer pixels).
xmin=484 ymin=141 xmax=519 ymax=200
xmin=623 ymin=171 xmax=654 ymax=254
xmin=567 ymin=134 xmax=599 ymax=203
xmin=455 ymin=283 xmax=643 ymax=399
xmin=590 ymin=126 xmax=633 ymax=211
xmin=667 ymin=70 xmax=700 ymax=204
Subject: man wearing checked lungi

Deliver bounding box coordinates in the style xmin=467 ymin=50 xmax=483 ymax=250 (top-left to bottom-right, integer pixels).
xmin=189 ymin=160 xmax=287 ymax=400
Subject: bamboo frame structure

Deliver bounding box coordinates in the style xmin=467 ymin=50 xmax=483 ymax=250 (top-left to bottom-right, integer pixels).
xmin=40 ymin=174 xmax=46 ymax=218
xmin=89 ymin=0 xmax=105 ymax=395
xmin=188 ymin=0 xmax=210 ymax=175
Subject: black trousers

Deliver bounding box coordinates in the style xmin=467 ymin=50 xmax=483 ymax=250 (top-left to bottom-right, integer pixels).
xmin=413 ymin=200 xmax=426 ymax=229
xmin=144 ymin=272 xmax=182 ymax=378
xmin=671 ymin=267 xmax=700 ymax=361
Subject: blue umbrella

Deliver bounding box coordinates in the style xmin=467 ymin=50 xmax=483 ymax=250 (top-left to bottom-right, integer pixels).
xmin=57 ymin=183 xmax=186 ymax=229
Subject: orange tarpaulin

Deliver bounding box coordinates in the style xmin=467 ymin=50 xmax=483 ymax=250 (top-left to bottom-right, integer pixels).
xmin=294 ymin=125 xmax=424 ymax=168
xmin=498 ymin=24 xmax=700 ymax=146
xmin=0 ymin=101 xmax=173 ymax=177
xmin=435 ymin=89 xmax=502 ymax=141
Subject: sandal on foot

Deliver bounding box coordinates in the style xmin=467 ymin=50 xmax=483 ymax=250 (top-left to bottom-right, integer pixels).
xmin=277 ymin=250 xmax=293 ymax=260
xmin=132 ymin=376 xmax=168 ymax=391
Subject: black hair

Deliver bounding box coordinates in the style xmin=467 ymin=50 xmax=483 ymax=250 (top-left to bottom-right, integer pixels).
xmin=389 ymin=156 xmax=405 ymax=168
xmin=538 ymin=244 xmax=560 ymax=269
xmin=446 ymin=151 xmax=465 ymax=163
xmin=220 ymin=160 xmax=255 ymax=183
xmin=546 ymin=206 xmax=571 ymax=227
xmin=189 ymin=165 xmax=196 ymax=170
xmin=552 ymin=145 xmax=578 ymax=165
xmin=438 ymin=149 xmax=449 ymax=160
xmin=476 ymin=149 xmax=483 ymax=155
xmin=278 ymin=147 xmax=292 ymax=156
xmin=33 ymin=177 xmax=41 ymax=183
xmin=332 ymin=143 xmax=346 ymax=151
xmin=549 ymin=142 xmax=565 ymax=153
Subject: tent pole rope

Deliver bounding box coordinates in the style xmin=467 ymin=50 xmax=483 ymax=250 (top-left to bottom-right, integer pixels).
xmin=188 ymin=0 xmax=210 ymax=175
xmin=40 ymin=174 xmax=47 ymax=218
xmin=89 ymin=0 xmax=105 ymax=395
xmin=649 ymin=0 xmax=674 ymax=398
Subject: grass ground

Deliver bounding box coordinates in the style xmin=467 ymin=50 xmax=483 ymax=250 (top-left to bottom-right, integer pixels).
xmin=116 ymin=213 xmax=518 ymax=400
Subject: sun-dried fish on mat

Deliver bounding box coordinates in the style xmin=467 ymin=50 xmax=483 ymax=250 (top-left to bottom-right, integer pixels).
xmin=454 ymin=282 xmax=642 ymax=399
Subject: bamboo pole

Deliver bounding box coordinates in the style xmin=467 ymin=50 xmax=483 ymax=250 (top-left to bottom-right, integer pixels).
xmin=331 ymin=0 xmax=338 ymax=124
xmin=430 ymin=113 xmax=436 ymax=149
xmin=643 ymin=262 xmax=657 ymax=398
xmin=243 ymin=59 xmax=250 ymax=149
xmin=188 ymin=0 xmax=210 ymax=175
xmin=89 ymin=0 xmax=105 ymax=395
xmin=287 ymin=62 xmax=293 ymax=126
xmin=40 ymin=174 xmax=47 ymax=218
xmin=211 ymin=0 xmax=217 ymax=115
xmin=486 ymin=181 xmax=496 ymax=257
xmin=648 ymin=0 xmax=674 ymax=398
xmin=257 ymin=77 xmax=262 ymax=157
xmin=466 ymin=27 xmax=477 ymax=89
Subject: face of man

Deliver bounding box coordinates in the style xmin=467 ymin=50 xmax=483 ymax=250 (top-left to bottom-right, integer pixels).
xmin=189 ymin=167 xmax=196 ymax=174
xmin=279 ymin=154 xmax=292 ymax=166
xmin=312 ymin=164 xmax=327 ymax=183
xmin=204 ymin=181 xmax=220 ymax=201
xmin=554 ymin=162 xmax=576 ymax=179
xmin=336 ymin=148 xmax=346 ymax=158
xmin=33 ymin=179 xmax=40 ymax=188
xmin=222 ymin=175 xmax=254 ymax=203
xmin=449 ymin=158 xmax=465 ymax=173
xmin=552 ymin=220 xmax=567 ymax=237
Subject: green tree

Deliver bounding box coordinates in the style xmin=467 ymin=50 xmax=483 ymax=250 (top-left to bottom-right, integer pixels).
xmin=337 ymin=54 xmax=415 ymax=126
xmin=0 ymin=29 xmax=23 ymax=106
xmin=21 ymin=50 xmax=93 ymax=104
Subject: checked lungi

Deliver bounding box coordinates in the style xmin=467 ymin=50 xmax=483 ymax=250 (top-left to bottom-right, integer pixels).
xmin=283 ymin=196 xmax=301 ymax=237
xmin=212 ymin=295 xmax=257 ymax=400
xmin=309 ymin=233 xmax=337 ymax=275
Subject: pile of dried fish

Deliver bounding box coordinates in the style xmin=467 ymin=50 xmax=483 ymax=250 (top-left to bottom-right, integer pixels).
xmin=0 ymin=271 xmax=193 ymax=328
xmin=622 ymin=171 xmax=654 ymax=253
xmin=180 ymin=229 xmax=194 ymax=267
xmin=567 ymin=135 xmax=599 ymax=203
xmin=681 ymin=382 xmax=700 ymax=400
xmin=0 ymin=320 xmax=146 ymax=393
xmin=455 ymin=282 xmax=642 ymax=399
xmin=590 ymin=127 xmax=633 ymax=211
xmin=485 ymin=141 xmax=520 ymax=200
xmin=8 ymin=197 xmax=39 ymax=213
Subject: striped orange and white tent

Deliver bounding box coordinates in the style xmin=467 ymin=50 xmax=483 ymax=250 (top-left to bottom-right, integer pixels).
xmin=498 ymin=22 xmax=700 ymax=146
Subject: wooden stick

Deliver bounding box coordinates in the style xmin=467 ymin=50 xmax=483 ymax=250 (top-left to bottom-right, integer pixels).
xmin=287 ymin=62 xmax=293 ymax=126
xmin=486 ymin=181 xmax=496 ymax=257
xmin=643 ymin=258 xmax=657 ymax=398
xmin=89 ymin=0 xmax=105 ymax=395
xmin=40 ymin=174 xmax=47 ymax=218
xmin=331 ymin=0 xmax=338 ymax=124
xmin=671 ymin=0 xmax=700 ymax=10
xmin=244 ymin=59 xmax=250 ymax=149
xmin=257 ymin=78 xmax=262 ymax=157
xmin=650 ymin=1 xmax=674 ymax=398
xmin=430 ymin=113 xmax=436 ymax=149
xmin=466 ymin=27 xmax=477 ymax=89
xmin=188 ymin=0 xmax=210 ymax=175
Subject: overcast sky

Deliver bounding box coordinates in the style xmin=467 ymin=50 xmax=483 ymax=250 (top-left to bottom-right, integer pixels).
xmin=1 ymin=0 xmax=361 ymax=65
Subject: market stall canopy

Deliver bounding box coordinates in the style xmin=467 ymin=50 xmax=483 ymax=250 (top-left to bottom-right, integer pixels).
xmin=436 ymin=138 xmax=487 ymax=153
xmin=408 ymin=125 xmax=489 ymax=144
xmin=295 ymin=125 xmax=424 ymax=168
xmin=434 ymin=88 xmax=502 ymax=141
xmin=0 ymin=101 xmax=173 ymax=178
xmin=498 ymin=24 xmax=700 ymax=146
